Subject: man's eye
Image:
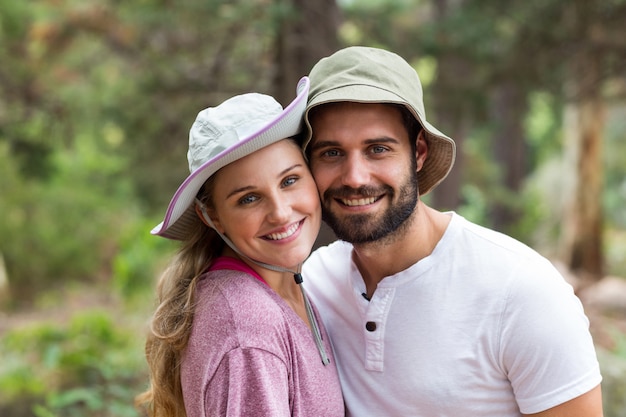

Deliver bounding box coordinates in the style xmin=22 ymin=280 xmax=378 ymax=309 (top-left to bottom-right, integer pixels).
xmin=371 ymin=145 xmax=388 ymax=154
xmin=321 ymin=149 xmax=341 ymax=158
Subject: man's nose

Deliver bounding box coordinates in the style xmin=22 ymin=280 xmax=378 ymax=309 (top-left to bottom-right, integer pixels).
xmin=341 ymin=154 xmax=370 ymax=189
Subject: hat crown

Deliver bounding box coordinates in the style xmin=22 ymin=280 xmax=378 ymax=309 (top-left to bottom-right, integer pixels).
xmin=309 ymin=46 xmax=427 ymax=119
xmin=187 ymin=93 xmax=283 ymax=173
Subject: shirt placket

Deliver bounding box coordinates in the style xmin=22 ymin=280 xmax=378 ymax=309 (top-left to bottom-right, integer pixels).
xmin=362 ymin=287 xmax=394 ymax=371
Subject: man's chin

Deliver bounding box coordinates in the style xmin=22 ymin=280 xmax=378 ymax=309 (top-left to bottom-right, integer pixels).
xmin=322 ymin=213 xmax=381 ymax=244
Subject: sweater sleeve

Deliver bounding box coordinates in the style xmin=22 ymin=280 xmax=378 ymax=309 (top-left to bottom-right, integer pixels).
xmin=203 ymin=347 xmax=291 ymax=417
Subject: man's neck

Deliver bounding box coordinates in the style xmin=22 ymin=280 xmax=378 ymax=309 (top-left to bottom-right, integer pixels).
xmin=352 ymin=203 xmax=451 ymax=298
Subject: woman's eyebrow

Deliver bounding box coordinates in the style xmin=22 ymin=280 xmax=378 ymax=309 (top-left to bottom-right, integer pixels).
xmin=226 ymin=163 xmax=303 ymax=199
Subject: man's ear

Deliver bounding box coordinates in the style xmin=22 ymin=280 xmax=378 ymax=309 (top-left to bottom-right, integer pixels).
xmin=195 ymin=202 xmax=225 ymax=234
xmin=416 ymin=130 xmax=428 ymax=172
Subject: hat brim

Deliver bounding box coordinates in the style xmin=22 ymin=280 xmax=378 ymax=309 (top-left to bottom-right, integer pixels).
xmin=152 ymin=77 xmax=310 ymax=240
xmin=304 ymin=84 xmax=456 ymax=195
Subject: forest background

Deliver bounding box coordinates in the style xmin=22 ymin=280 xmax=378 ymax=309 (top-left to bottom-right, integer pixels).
xmin=1 ymin=0 xmax=625 ymax=416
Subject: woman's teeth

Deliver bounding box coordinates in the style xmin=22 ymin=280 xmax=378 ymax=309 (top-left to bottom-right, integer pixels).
xmin=266 ymin=222 xmax=299 ymax=240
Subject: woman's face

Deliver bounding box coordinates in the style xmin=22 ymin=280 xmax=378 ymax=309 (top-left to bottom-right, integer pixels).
xmin=208 ymin=139 xmax=321 ymax=270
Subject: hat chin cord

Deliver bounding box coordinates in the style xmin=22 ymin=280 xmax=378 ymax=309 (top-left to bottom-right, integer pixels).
xmin=196 ymin=199 xmax=330 ymax=366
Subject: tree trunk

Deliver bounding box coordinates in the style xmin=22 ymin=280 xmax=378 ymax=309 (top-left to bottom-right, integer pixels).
xmin=273 ymin=0 xmax=341 ymax=106
xmin=429 ymin=0 xmax=468 ymax=211
xmin=489 ymin=80 xmax=528 ymax=232
xmin=559 ymin=46 xmax=605 ymax=280
xmin=429 ymin=57 xmax=469 ymax=211
xmin=0 ymin=252 xmax=9 ymax=307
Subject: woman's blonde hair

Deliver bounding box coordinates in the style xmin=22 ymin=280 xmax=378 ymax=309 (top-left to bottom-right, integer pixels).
xmin=136 ymin=184 xmax=223 ymax=417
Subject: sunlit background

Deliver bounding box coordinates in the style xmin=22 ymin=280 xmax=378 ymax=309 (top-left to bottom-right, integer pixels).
xmin=1 ymin=0 xmax=625 ymax=415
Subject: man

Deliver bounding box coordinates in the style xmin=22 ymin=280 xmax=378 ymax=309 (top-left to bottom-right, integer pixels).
xmin=302 ymin=46 xmax=602 ymax=416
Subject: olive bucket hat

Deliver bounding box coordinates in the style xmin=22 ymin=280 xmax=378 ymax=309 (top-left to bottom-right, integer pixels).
xmin=303 ymin=46 xmax=456 ymax=195
xmin=152 ymin=76 xmax=310 ymax=240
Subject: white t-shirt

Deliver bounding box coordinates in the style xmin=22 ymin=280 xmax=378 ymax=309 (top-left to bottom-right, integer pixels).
xmin=303 ymin=212 xmax=601 ymax=416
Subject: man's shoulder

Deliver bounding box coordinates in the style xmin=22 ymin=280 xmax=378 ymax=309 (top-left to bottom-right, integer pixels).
xmin=304 ymin=240 xmax=353 ymax=281
xmin=454 ymin=214 xmax=537 ymax=255
xmin=450 ymin=214 xmax=558 ymax=278
xmin=309 ymin=239 xmax=352 ymax=261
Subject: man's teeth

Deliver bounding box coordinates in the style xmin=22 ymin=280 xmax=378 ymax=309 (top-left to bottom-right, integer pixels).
xmin=266 ymin=222 xmax=299 ymax=240
xmin=342 ymin=197 xmax=377 ymax=207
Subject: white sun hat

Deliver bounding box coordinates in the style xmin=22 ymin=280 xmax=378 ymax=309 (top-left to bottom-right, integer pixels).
xmin=152 ymin=76 xmax=310 ymax=240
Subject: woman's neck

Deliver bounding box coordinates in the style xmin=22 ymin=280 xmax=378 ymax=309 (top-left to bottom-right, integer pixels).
xmin=219 ymin=247 xmax=310 ymax=328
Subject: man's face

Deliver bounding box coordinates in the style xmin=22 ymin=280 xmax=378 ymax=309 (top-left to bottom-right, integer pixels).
xmin=307 ymin=102 xmax=419 ymax=244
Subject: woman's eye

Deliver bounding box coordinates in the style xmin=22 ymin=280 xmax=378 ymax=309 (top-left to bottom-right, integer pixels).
xmin=239 ymin=194 xmax=258 ymax=205
xmin=282 ymin=176 xmax=298 ymax=187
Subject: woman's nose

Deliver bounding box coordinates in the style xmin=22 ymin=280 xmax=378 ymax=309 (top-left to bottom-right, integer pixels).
xmin=266 ymin=194 xmax=292 ymax=223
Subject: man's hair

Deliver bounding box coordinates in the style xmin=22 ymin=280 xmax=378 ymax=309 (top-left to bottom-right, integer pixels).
xmin=394 ymin=104 xmax=422 ymax=156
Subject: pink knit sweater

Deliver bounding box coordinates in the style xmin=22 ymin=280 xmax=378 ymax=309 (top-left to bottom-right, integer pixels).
xmin=181 ymin=264 xmax=344 ymax=416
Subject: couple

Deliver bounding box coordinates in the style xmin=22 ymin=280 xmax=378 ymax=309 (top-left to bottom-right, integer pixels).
xmin=138 ymin=47 xmax=602 ymax=416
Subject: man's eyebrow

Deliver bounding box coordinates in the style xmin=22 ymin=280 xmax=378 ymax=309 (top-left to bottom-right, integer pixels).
xmin=364 ymin=137 xmax=400 ymax=145
xmin=309 ymin=140 xmax=340 ymax=151
xmin=310 ymin=137 xmax=400 ymax=150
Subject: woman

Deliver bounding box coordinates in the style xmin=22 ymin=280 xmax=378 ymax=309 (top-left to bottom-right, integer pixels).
xmin=136 ymin=77 xmax=344 ymax=417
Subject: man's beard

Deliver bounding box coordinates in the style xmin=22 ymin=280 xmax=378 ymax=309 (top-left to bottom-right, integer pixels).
xmin=321 ymin=169 xmax=418 ymax=244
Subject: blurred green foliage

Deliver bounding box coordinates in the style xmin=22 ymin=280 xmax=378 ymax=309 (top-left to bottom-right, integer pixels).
xmin=598 ymin=343 xmax=626 ymax=417
xmin=0 ymin=123 xmax=139 ymax=300
xmin=112 ymin=218 xmax=176 ymax=300
xmin=0 ymin=0 xmax=625 ymax=415
xmin=0 ymin=310 xmax=147 ymax=417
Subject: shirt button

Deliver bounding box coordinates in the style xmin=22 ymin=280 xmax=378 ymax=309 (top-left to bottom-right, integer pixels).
xmin=365 ymin=321 xmax=377 ymax=332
